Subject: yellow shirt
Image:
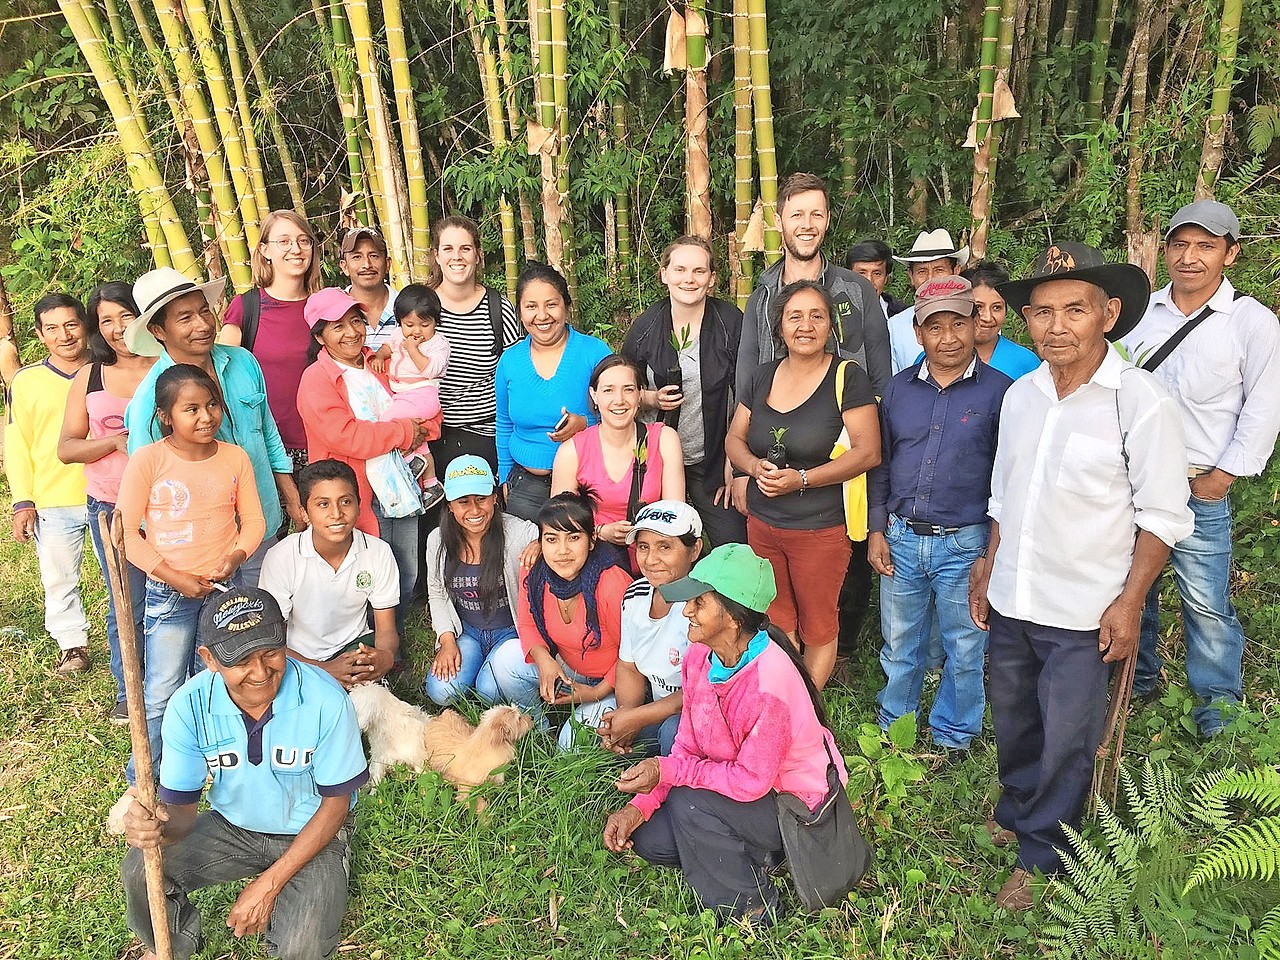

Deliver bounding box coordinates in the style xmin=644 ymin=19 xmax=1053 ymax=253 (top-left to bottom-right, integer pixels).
xmin=4 ymin=360 xmax=86 ymax=511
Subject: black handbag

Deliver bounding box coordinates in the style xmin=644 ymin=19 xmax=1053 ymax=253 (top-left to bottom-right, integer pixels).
xmin=775 ymin=737 xmax=874 ymax=910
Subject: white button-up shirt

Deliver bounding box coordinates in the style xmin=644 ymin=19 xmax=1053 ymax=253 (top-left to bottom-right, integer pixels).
xmin=1119 ymin=279 xmax=1280 ymax=477
xmin=888 ymin=305 xmax=918 ymax=375
xmin=988 ymin=346 xmax=1194 ymax=631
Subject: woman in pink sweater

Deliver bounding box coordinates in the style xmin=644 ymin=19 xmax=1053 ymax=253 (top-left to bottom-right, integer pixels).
xmin=602 ymin=543 xmax=847 ymax=924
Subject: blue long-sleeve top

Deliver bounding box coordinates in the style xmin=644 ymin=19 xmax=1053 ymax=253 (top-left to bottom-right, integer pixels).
xmin=867 ymin=356 xmax=1013 ymax=533
xmin=495 ymin=326 xmax=612 ymax=483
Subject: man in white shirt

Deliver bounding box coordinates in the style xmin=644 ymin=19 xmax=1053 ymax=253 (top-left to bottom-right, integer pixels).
xmin=886 ymin=229 xmax=969 ymax=374
xmin=1119 ymin=200 xmax=1280 ymax=737
xmin=970 ymin=243 xmax=1194 ymax=911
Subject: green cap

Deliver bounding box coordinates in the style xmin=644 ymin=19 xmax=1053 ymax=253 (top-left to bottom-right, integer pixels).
xmin=659 ymin=543 xmax=777 ymax=613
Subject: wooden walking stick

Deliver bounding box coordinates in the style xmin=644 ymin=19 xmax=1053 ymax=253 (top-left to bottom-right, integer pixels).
xmin=1090 ymin=646 xmax=1138 ymax=818
xmin=99 ymin=511 xmax=174 ymax=960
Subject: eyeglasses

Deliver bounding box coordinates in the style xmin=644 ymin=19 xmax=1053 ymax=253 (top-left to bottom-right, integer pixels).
xmin=264 ymin=237 xmax=313 ymax=250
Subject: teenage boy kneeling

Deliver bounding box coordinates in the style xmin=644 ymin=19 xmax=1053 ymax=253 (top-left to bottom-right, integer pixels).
xmin=120 ymin=586 xmax=369 ymax=960
xmin=259 ymin=459 xmax=401 ymax=689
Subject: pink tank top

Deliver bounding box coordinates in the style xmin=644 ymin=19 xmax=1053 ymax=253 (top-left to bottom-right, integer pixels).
xmin=84 ymin=363 xmax=130 ymax=503
xmin=572 ymin=421 xmax=666 ymax=527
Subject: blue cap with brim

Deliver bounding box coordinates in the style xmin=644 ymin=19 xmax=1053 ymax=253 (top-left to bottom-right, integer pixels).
xmin=443 ymin=455 xmax=497 ymax=500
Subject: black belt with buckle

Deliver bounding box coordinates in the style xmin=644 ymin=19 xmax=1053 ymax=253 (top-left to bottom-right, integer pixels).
xmin=899 ymin=516 xmax=961 ymax=537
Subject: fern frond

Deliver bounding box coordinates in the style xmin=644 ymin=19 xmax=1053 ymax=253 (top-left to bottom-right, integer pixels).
xmin=1130 ymin=760 xmax=1185 ymax=839
xmin=1184 ymin=816 xmax=1280 ymax=892
xmin=1255 ymin=903 xmax=1280 ymax=960
xmin=1198 ymin=766 xmax=1280 ymax=814
xmin=1189 ymin=766 xmax=1236 ymax=831
xmin=1247 ymin=103 xmax=1280 ymax=154
xmin=1097 ymin=797 xmax=1143 ymax=873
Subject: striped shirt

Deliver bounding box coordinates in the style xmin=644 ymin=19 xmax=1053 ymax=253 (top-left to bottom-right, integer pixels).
xmin=437 ymin=289 xmax=523 ymax=436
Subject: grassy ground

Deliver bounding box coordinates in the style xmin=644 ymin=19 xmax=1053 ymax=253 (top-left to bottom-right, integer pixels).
xmin=1 ymin=465 xmax=1278 ymax=960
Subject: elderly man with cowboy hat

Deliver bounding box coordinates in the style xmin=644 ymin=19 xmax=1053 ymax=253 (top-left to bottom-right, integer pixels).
xmin=122 ymin=267 xmax=305 ymax=586
xmin=969 ymin=243 xmax=1194 ymax=910
xmin=1119 ymin=200 xmax=1280 ymax=737
xmin=886 ymin=229 xmax=970 ymax=375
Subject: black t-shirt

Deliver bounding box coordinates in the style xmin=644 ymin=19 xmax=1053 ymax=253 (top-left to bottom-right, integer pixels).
xmin=742 ymin=357 xmax=876 ymax=529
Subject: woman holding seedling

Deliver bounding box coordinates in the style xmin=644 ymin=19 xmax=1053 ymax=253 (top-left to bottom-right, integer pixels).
xmin=550 ymin=354 xmax=684 ymax=552
xmin=622 ymin=236 xmax=746 ymax=547
xmin=724 ymin=280 xmax=881 ymax=689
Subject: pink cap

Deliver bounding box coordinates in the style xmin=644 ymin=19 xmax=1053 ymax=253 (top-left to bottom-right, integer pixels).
xmin=304 ymin=287 xmax=366 ymax=328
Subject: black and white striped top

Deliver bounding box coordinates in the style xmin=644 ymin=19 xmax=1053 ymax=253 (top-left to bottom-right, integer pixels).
xmin=437 ymin=289 xmax=524 ymax=436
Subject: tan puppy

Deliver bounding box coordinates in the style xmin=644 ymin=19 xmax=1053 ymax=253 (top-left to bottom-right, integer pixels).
xmin=347 ymin=685 xmax=532 ymax=802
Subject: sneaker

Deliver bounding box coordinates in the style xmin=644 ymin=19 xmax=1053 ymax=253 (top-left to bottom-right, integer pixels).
xmin=406 ymin=455 xmax=429 ymax=479
xmin=55 ymin=647 xmax=89 ymax=675
xmin=995 ymin=867 xmax=1034 ymax=911
xmin=108 ymin=701 xmax=129 ymax=726
xmin=420 ymin=483 xmax=445 ymax=510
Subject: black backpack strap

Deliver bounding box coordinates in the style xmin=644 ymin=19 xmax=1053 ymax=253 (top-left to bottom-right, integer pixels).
xmin=485 ymin=286 xmax=504 ymax=357
xmin=86 ymin=361 xmax=104 ymax=394
xmin=240 ymin=288 xmax=262 ymax=353
xmin=627 ymin=421 xmax=649 ymax=522
xmin=1141 ymin=289 xmax=1245 ymax=373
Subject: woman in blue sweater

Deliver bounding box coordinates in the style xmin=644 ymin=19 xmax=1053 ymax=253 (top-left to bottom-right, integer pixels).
xmin=496 ymin=263 xmax=611 ymax=520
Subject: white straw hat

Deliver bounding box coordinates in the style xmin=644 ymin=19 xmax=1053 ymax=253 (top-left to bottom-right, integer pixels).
xmin=125 ymin=267 xmax=228 ymax=357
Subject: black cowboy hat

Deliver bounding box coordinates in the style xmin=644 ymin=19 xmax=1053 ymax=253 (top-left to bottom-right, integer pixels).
xmin=998 ymin=242 xmax=1151 ymax=342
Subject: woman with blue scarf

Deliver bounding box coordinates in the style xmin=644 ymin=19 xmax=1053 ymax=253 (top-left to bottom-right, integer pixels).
xmin=486 ymin=491 xmax=632 ymax=749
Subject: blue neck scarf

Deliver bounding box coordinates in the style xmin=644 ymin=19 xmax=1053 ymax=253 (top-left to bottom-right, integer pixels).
xmin=708 ymin=630 xmax=770 ymax=683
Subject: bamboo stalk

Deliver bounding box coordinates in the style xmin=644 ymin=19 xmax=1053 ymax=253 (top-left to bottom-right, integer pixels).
xmin=492 ymin=0 xmax=538 ymax=264
xmin=150 ymin=0 xmax=253 ymax=285
xmin=685 ymin=0 xmax=712 ymax=237
xmin=606 ymin=0 xmax=632 ymax=265
xmin=985 ymin=0 xmax=1018 ymax=196
xmin=465 ymin=0 xmax=519 ymax=292
xmin=383 ymin=0 xmax=431 ymax=279
xmin=968 ymin=0 xmax=1002 ymax=260
xmin=731 ymin=0 xmax=753 ymax=305
xmin=100 ymin=512 xmax=175 ymax=960
xmin=532 ymin=0 xmax=565 ymax=271
xmin=214 ymin=0 xmax=269 ymax=222
xmin=325 ymin=0 xmax=373 ymax=225
xmin=58 ymin=0 xmax=197 ymax=274
xmin=180 ymin=0 xmax=264 ymax=245
xmin=746 ymin=0 xmax=778 ymax=264
xmin=1195 ymin=0 xmax=1243 ymax=198
xmin=123 ymin=0 xmax=184 ymax=129
xmin=344 ymin=0 xmax=411 ymax=279
xmin=1085 ymin=0 xmax=1117 ymax=122
xmin=548 ymin=0 xmax=577 ymax=294
xmin=226 ymin=0 xmax=307 ymax=215
xmin=1126 ymin=0 xmax=1157 ymax=279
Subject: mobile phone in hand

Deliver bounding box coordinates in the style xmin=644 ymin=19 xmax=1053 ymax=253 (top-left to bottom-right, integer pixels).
xmin=553 ymin=411 xmax=572 ymax=434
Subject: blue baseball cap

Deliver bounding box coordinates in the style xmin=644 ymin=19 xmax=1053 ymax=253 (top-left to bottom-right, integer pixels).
xmin=443 ymin=455 xmax=497 ymax=500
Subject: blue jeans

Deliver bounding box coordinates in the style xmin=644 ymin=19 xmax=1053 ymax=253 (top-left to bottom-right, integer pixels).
xmin=634 ymin=712 xmax=682 ymax=757
xmin=423 ymin=624 xmax=518 ymax=705
xmin=372 ymin=500 xmax=421 ymax=637
xmin=485 ymin=636 xmax=616 ymax=750
xmin=32 ymin=505 xmax=90 ymax=650
xmin=876 ymin=516 xmax=990 ymax=749
xmin=123 ymin=810 xmax=352 ymax=960
xmin=127 ymin=578 xmax=209 ymax=784
xmin=1137 ymin=493 xmax=1245 ymax=735
xmin=86 ymin=496 xmax=146 ymax=703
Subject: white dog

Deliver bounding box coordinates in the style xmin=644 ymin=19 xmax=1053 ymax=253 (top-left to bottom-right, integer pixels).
xmin=347 ymin=684 xmax=532 ymax=802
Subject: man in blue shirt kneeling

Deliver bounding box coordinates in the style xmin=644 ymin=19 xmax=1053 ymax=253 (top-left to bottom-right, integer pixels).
xmin=120 ymin=586 xmax=369 ymax=960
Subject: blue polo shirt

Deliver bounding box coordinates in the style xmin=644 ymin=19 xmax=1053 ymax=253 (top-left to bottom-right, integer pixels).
xmin=158 ymin=659 xmax=368 ymax=835
xmin=125 ymin=345 xmax=292 ymax=534
xmin=867 ymin=356 xmax=1013 ymax=532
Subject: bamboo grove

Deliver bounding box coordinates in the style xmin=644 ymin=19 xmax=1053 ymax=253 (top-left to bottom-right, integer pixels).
xmin=7 ymin=0 xmax=1280 ymax=319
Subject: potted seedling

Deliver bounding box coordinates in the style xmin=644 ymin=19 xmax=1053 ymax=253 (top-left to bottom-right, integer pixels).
xmin=766 ymin=426 xmax=789 ymax=468
xmin=659 ymin=326 xmax=692 ymax=425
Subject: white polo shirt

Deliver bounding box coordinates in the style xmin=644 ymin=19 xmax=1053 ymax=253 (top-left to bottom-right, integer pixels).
xmin=619 ymin=579 xmax=689 ymax=698
xmin=259 ymin=529 xmax=400 ymax=660
xmin=987 ymin=347 xmax=1195 ymax=631
xmin=1119 ymin=279 xmax=1280 ymax=477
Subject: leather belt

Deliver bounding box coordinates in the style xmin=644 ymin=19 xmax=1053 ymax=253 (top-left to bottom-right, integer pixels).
xmin=898 ymin=516 xmax=961 ymax=537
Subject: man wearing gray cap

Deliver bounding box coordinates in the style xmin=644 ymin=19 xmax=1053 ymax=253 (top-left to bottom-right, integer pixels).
xmin=119 ymin=586 xmax=368 ymax=959
xmin=1119 ymin=200 xmax=1280 ymax=737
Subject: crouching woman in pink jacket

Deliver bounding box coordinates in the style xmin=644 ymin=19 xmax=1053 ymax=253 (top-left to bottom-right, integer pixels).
xmin=602 ymin=543 xmax=847 ymax=925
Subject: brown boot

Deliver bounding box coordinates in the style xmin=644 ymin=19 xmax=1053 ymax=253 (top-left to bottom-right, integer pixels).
xmin=995 ymin=867 xmax=1034 ymax=911
xmin=984 ymin=819 xmax=1017 ymax=848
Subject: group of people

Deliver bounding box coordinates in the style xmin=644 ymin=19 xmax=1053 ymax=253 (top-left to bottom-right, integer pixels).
xmin=5 ymin=173 xmax=1278 ymax=954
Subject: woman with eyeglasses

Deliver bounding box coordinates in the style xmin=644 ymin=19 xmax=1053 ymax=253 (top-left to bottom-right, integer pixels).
xmin=218 ymin=210 xmax=324 ymax=473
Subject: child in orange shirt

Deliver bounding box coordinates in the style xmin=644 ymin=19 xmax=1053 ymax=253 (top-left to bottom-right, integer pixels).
xmin=116 ymin=363 xmax=266 ymax=781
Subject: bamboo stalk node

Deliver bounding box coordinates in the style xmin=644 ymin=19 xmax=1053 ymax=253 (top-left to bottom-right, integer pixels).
xmin=963 ymin=77 xmax=1020 ymax=148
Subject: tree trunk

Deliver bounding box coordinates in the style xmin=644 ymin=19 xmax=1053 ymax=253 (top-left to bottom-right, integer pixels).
xmin=531 ymin=0 xmax=565 ymax=271
xmin=383 ymin=0 xmax=432 ymax=280
xmin=327 ymin=0 xmax=373 ymax=226
xmin=549 ymin=0 xmax=577 ymax=295
xmin=731 ymin=0 xmax=753 ymax=305
xmin=1195 ymin=0 xmax=1243 ymax=198
xmin=969 ymin=0 xmax=1002 ymax=260
xmin=214 ymin=0 xmax=270 ymax=222
xmin=685 ymin=0 xmax=712 ymax=236
xmin=606 ymin=0 xmax=632 ymax=265
xmin=746 ymin=0 xmax=779 ymax=264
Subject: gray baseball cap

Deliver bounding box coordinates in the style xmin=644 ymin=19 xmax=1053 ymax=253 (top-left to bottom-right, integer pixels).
xmin=1166 ymin=200 xmax=1240 ymax=241
xmin=197 ymin=586 xmax=287 ymax=666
